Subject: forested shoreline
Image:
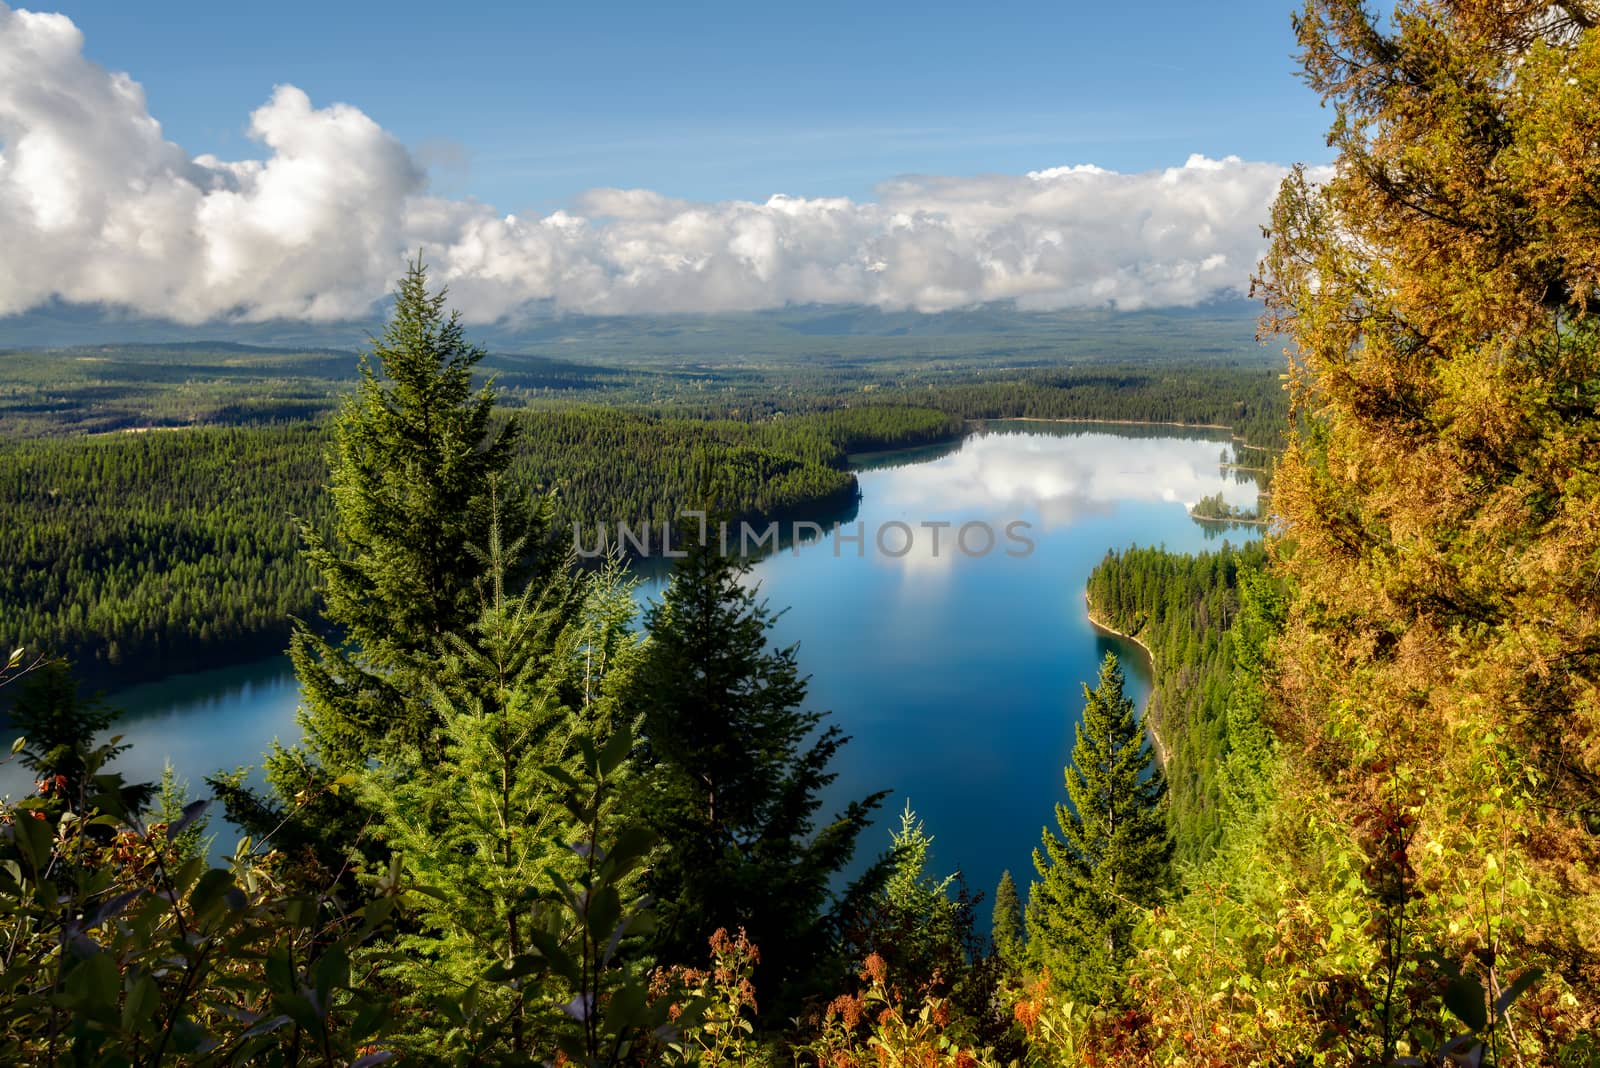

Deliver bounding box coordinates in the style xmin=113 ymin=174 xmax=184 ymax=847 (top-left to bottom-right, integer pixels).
xmin=0 ymin=366 xmax=1272 ymax=693
xmin=1085 ymin=542 xmax=1273 ymax=863
xmin=6 ymin=0 xmax=1600 ymax=1062
xmin=0 ymin=406 xmax=964 ymax=692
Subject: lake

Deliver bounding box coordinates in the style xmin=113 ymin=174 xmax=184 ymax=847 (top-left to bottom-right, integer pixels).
xmin=2 ymin=422 xmax=1260 ymax=903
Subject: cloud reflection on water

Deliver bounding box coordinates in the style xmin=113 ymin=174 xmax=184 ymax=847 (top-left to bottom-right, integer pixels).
xmin=859 ymin=428 xmax=1258 ymax=576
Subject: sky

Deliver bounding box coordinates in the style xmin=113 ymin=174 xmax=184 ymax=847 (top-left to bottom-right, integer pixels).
xmin=0 ymin=1 xmax=1334 ymax=323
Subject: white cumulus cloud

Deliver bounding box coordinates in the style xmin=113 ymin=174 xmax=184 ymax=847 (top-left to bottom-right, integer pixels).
xmin=0 ymin=3 xmax=1309 ymax=323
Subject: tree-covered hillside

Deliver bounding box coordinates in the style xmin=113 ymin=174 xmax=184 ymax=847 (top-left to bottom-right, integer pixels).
xmin=0 ymin=404 xmax=960 ymax=690
xmin=0 ymin=427 xmax=327 ymax=683
xmin=1090 ymin=2 xmax=1600 ymax=1062
xmin=9 ymin=1 xmax=1600 ymax=1062
xmin=1086 ymin=541 xmax=1272 ymax=864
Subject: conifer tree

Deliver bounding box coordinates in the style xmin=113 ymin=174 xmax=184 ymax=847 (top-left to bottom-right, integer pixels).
xmin=11 ymin=662 xmax=117 ymax=802
xmin=152 ymin=762 xmax=213 ymax=864
xmin=215 ymin=260 xmax=563 ymax=883
xmin=867 ymin=803 xmax=971 ymax=989
xmin=362 ymin=523 xmax=634 ymax=1059
xmin=292 ymin=257 xmax=549 ymax=769
xmin=10 ymin=662 xmax=153 ymax=818
xmin=1028 ymin=652 xmax=1172 ymax=1001
xmin=637 ymin=533 xmax=886 ymax=1011
xmin=991 ymin=869 xmax=1025 ymax=970
xmin=843 ymin=803 xmax=1007 ymax=1047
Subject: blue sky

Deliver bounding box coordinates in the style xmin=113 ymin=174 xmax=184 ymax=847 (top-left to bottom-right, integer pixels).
xmin=0 ymin=1 xmax=1333 ymax=322
xmin=44 ymin=0 xmax=1329 ymax=213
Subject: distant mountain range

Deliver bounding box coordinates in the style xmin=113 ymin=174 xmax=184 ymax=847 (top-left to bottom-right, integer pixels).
xmin=0 ymin=298 xmax=1265 ymax=358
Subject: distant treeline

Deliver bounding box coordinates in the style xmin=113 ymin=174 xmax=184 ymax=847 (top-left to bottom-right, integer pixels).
xmin=2 ymin=347 xmax=1285 ymax=693
xmin=889 ymin=366 xmax=1288 ymax=449
xmin=1085 ymin=541 xmax=1272 ymax=863
xmin=514 ymin=404 xmax=963 ymax=531
xmin=0 ymin=426 xmax=327 ymax=688
xmin=0 ymin=348 xmax=347 ymax=436
xmin=0 ymin=405 xmax=959 ymax=691
xmin=3 ymin=337 xmax=1285 ymax=449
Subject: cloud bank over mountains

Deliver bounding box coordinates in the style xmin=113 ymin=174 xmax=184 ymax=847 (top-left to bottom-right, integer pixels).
xmin=0 ymin=4 xmax=1310 ymax=324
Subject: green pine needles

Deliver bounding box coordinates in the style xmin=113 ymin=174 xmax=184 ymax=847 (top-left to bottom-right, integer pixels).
xmin=1028 ymin=652 xmax=1173 ymax=1001
xmin=637 ymin=532 xmax=887 ymax=1014
xmin=991 ymin=869 xmax=1025 ymax=971
xmin=293 ymin=256 xmax=547 ymax=770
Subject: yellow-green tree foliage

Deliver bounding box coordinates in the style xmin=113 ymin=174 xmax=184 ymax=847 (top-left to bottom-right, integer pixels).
xmin=1248 ymin=0 xmax=1600 ymax=1057
xmin=1041 ymin=4 xmax=1600 ymax=1065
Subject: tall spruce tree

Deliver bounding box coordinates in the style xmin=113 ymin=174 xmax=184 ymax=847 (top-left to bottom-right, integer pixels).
xmin=292 ymin=257 xmax=546 ymax=769
xmin=991 ymin=869 xmax=1025 ymax=970
xmin=1028 ymin=652 xmax=1172 ymax=1001
xmin=214 ymin=261 xmax=560 ymax=881
xmin=638 ymin=533 xmax=886 ymax=1011
xmin=362 ymin=524 xmax=639 ymax=1059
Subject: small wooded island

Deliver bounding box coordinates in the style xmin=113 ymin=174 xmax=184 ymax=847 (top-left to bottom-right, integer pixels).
xmin=1187 ymin=490 xmax=1263 ymax=524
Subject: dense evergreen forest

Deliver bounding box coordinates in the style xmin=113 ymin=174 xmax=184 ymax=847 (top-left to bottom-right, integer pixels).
xmin=1085 ymin=542 xmax=1274 ymax=863
xmin=0 ymin=427 xmax=328 ymax=684
xmin=0 ymin=344 xmax=1275 ymax=691
xmin=0 ymin=404 xmax=959 ymax=689
xmin=4 ymin=1 xmax=1599 ymax=1063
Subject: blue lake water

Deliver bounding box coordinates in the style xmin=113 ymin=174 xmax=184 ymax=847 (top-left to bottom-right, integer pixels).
xmin=2 ymin=422 xmax=1259 ymax=900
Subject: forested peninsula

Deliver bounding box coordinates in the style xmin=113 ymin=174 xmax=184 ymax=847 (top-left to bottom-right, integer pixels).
xmin=0 ymin=356 xmax=1275 ymax=691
